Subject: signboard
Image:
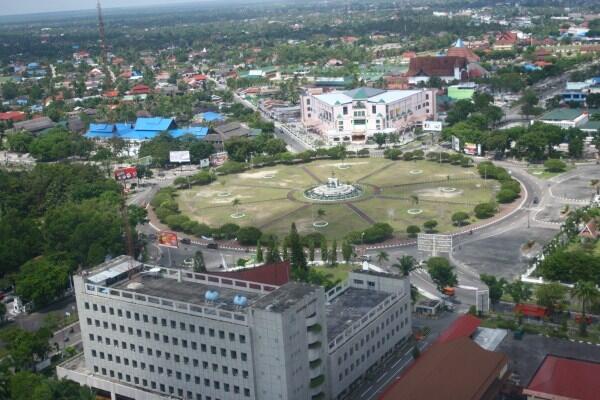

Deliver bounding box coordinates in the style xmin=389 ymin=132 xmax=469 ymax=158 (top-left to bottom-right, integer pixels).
xmin=418 ymin=234 xmax=453 ymax=256
xmin=158 ymin=231 xmax=178 ymax=248
xmin=200 ymin=158 xmax=210 ymax=168
xmin=170 ymin=151 xmax=191 ymax=163
xmin=114 ymin=166 xmax=137 ymax=181
xmin=423 ymin=121 xmax=442 ymax=132
xmin=463 ymin=143 xmax=482 ymax=156
xmin=209 ymin=152 xmax=229 ymax=167
xmin=451 ymin=135 xmax=460 ymax=152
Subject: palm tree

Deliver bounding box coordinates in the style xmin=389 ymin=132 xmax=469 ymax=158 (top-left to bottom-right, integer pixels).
xmin=410 ymin=194 xmax=419 ymax=205
xmin=571 ymin=281 xmax=599 ymax=335
xmin=376 ymin=251 xmax=389 ymax=265
xmin=392 ymin=255 xmax=417 ymax=276
xmin=317 ymin=208 xmax=326 ymax=220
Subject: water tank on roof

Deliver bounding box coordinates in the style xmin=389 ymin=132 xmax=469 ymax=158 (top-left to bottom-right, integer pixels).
xmin=233 ymin=295 xmax=248 ymax=307
xmin=205 ymin=291 xmax=219 ymax=302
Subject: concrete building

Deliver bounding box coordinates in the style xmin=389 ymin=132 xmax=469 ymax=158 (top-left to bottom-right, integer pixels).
xmin=58 ymin=257 xmax=412 ymax=400
xmin=301 ymin=87 xmax=435 ymax=144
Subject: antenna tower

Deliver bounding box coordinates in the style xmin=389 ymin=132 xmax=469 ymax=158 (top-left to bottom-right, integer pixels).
xmin=97 ymin=0 xmax=112 ymax=87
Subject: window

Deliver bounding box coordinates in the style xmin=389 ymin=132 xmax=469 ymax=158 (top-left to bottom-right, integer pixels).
xmin=372 ymin=105 xmax=376 ymax=114
xmin=239 ymin=334 xmax=246 ymax=343
xmin=343 ymin=106 xmax=348 ymax=115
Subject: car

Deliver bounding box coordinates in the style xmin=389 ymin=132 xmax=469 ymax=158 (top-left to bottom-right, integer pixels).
xmin=206 ymin=243 xmax=219 ymax=249
xmin=442 ymin=287 xmax=456 ymax=297
xmin=181 ymin=238 xmax=191 ymax=245
xmin=358 ymin=255 xmax=371 ymax=262
xmin=533 ymin=197 xmax=539 ymax=204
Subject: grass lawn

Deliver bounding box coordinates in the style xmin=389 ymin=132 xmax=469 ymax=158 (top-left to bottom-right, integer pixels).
xmin=527 ymin=164 xmax=573 ymax=180
xmin=313 ymin=263 xmax=358 ymax=282
xmin=176 ymin=159 xmax=496 ymax=239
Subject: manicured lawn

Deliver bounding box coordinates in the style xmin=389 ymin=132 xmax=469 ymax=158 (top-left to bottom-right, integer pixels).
xmin=175 ymin=159 xmax=497 ymax=239
xmin=527 ymin=164 xmax=573 ymax=180
xmin=313 ymin=263 xmax=358 ymax=282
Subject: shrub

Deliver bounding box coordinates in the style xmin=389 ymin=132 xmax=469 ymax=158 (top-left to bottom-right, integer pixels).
xmin=544 ymin=158 xmax=567 ymax=173
xmin=412 ymin=149 xmax=424 ymax=159
xmin=384 ymin=148 xmax=402 ymax=160
xmin=165 ymin=214 xmax=191 ymax=231
xmin=357 ymin=148 xmax=370 ymax=157
xmin=496 ymin=188 xmax=519 ymax=203
xmin=423 ymin=220 xmax=438 ymax=233
xmin=236 ymin=226 xmax=263 ymax=245
xmin=501 ymin=179 xmax=521 ymax=194
xmin=191 ymin=171 xmax=216 ymax=186
xmin=213 ymin=223 xmax=240 ymax=240
xmin=406 ymin=225 xmax=421 ymax=238
xmin=361 ymin=223 xmax=394 ymax=244
xmin=474 ymin=202 xmax=497 ymax=219
xmin=217 ymin=161 xmax=248 ymax=175
xmin=402 ymin=151 xmax=414 ymax=161
xmin=451 ymin=212 xmax=470 ymax=226
xmin=192 ymin=223 xmax=213 ymax=238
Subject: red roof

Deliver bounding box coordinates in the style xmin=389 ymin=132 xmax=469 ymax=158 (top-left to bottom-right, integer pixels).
xmin=192 ymin=74 xmax=207 ymax=81
xmin=514 ymin=303 xmax=549 ymax=318
xmin=407 ymin=56 xmax=468 ymax=78
xmin=131 ymin=84 xmax=151 ymax=94
xmin=0 ymin=111 xmax=26 ymax=122
xmin=207 ymin=261 xmax=291 ymax=287
xmin=103 ymin=90 xmax=119 ymax=98
xmin=524 ymin=355 xmax=600 ymax=400
xmin=436 ymin=314 xmax=481 ymax=344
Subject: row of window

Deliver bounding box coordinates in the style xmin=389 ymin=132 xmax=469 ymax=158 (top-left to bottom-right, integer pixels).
xmin=92 ymin=366 xmax=251 ymax=400
xmin=84 ymin=302 xmax=247 ymax=344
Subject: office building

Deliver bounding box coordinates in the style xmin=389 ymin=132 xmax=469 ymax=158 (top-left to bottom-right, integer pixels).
xmin=58 ymin=257 xmax=412 ymax=400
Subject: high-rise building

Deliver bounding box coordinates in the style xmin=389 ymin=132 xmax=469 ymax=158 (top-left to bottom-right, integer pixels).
xmin=58 ymin=256 xmax=412 ymax=400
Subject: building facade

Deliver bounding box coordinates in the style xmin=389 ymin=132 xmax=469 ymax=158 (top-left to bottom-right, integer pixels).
xmin=300 ymin=87 xmax=435 ymax=144
xmin=58 ymin=257 xmax=412 ymax=400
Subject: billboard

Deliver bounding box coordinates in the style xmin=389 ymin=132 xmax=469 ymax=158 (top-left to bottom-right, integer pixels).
xmin=464 ymin=143 xmax=482 ymax=156
xmin=199 ymin=158 xmax=210 ymax=168
xmin=114 ymin=166 xmax=138 ymax=181
xmin=423 ymin=121 xmax=442 ymax=132
xmin=209 ymin=152 xmax=229 ymax=167
xmin=451 ymin=135 xmax=461 ymax=152
xmin=170 ymin=151 xmax=191 ymax=163
xmin=158 ymin=231 xmax=178 ymax=248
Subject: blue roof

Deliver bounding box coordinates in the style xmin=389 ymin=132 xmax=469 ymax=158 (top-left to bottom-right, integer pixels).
xmin=86 ymin=118 xmax=207 ymax=141
xmin=171 ymin=127 xmax=209 ymax=138
xmin=202 ymin=112 xmax=224 ymax=122
xmin=134 ymin=117 xmax=176 ymax=132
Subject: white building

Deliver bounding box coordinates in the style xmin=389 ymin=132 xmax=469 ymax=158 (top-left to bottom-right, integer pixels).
xmin=301 ymin=87 xmax=435 ymax=144
xmin=58 ymin=257 xmax=412 ymax=400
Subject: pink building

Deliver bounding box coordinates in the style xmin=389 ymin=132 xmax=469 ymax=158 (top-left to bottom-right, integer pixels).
xmin=301 ymin=87 xmax=435 ymax=144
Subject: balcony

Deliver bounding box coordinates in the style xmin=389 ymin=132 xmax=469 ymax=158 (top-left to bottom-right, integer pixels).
xmin=309 ymin=374 xmax=325 ymax=389
xmin=306 ymin=312 xmax=318 ymax=327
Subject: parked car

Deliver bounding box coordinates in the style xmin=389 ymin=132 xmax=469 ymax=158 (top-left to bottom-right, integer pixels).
xmin=181 ymin=238 xmax=191 ymax=245
xmin=207 ymin=243 xmax=219 ymax=249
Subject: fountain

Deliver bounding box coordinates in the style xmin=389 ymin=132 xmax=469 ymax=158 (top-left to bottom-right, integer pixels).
xmin=304 ymin=173 xmax=362 ymax=201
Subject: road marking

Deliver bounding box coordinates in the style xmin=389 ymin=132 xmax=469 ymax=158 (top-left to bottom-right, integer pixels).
xmin=361 ymin=386 xmax=373 ymax=397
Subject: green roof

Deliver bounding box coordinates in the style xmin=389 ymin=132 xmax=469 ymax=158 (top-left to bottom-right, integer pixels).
xmin=580 ymin=120 xmax=600 ymax=131
xmin=540 ymin=108 xmax=585 ymax=121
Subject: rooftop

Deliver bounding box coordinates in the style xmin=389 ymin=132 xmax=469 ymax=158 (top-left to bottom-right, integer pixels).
xmin=540 ymin=108 xmax=586 ymax=121
xmin=525 ymin=355 xmax=600 ymax=400
xmin=325 ymin=287 xmax=390 ymax=340
xmin=380 ymin=336 xmax=508 ymax=400
xmin=314 ymin=87 xmax=425 ymax=106
xmin=251 ymin=281 xmax=319 ymax=313
xmin=436 ymin=314 xmax=481 ymax=344
xmin=497 ymin=331 xmax=600 ymax=387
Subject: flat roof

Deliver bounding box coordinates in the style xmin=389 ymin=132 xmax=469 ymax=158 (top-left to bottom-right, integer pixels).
xmin=111 ymin=272 xmax=262 ymax=312
xmin=325 ymin=287 xmax=390 ymax=340
xmin=540 ymin=108 xmax=585 ymax=121
xmin=251 ymin=281 xmax=319 ymax=313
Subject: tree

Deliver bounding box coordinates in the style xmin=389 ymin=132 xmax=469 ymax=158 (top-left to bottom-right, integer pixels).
xmin=1 ymin=81 xmax=18 ymax=100
xmin=586 ymin=93 xmax=600 ymax=108
xmin=423 ymin=220 xmax=438 ymax=233
xmin=232 ymin=198 xmax=241 ymax=215
xmin=376 ymin=251 xmax=389 ymax=265
xmin=320 ymin=237 xmax=328 ymax=263
xmin=406 ymin=225 xmax=421 ymax=238
xmin=520 ymin=89 xmax=541 ymax=120
xmin=193 ymin=250 xmax=206 ymax=272
xmin=236 ymin=226 xmax=262 ymax=246
xmin=373 ymin=132 xmax=387 ymax=148
xmin=289 ymin=223 xmax=307 ymax=270
xmin=15 ymin=257 xmax=69 ymax=309
xmin=0 ymin=302 xmax=6 ymax=322
xmin=28 ymin=128 xmax=93 ymax=161
xmin=393 ymin=255 xmax=417 ymax=276
xmin=480 ymin=274 xmax=506 ymax=309
xmin=505 ymin=280 xmax=532 ymax=305
xmin=330 ymin=240 xmax=338 ymax=265
xmin=535 ymin=282 xmax=567 ymax=314
xmin=341 ymin=241 xmax=353 ymax=264
xmin=0 ymin=327 xmax=51 ymax=371
xmin=543 ymin=159 xmax=567 ymax=172
xmin=6 ymin=132 xmax=33 ymax=153
xmin=571 ymin=281 xmax=599 ymax=336
xmin=256 ymin=241 xmax=264 ymax=263
xmin=308 ymin=240 xmax=315 ymax=262
xmin=427 ymin=257 xmax=458 ymax=292
xmin=451 ymin=212 xmax=470 ymax=226
xmin=591 ymin=179 xmax=600 ymax=195
xmin=266 ymin=240 xmax=281 ymax=264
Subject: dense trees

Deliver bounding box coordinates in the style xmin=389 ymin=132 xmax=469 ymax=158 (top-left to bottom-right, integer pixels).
xmin=7 ymin=128 xmax=94 ymax=161
xmin=426 ymin=257 xmax=458 ymax=292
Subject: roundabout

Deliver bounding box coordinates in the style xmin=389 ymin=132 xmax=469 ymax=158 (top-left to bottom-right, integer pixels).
xmin=175 ymin=159 xmax=499 ymax=240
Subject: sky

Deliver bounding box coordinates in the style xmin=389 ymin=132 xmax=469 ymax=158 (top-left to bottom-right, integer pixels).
xmin=0 ymin=0 xmax=194 ymax=16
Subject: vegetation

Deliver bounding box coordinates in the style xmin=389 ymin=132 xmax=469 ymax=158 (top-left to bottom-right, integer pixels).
xmin=426 ymin=257 xmax=458 ymax=292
